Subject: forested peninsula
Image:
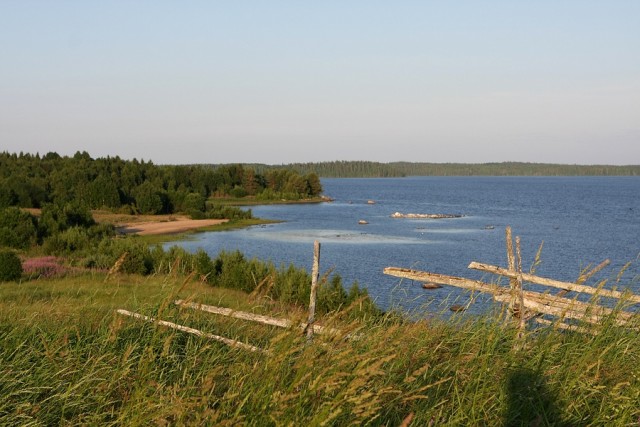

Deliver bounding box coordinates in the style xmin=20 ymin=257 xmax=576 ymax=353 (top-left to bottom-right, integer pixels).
xmin=0 ymin=151 xmax=322 ymax=213
xmin=237 ymin=160 xmax=640 ymax=178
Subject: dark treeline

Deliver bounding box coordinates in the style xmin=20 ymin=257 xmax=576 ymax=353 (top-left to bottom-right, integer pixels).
xmin=220 ymin=161 xmax=640 ymax=178
xmin=241 ymin=161 xmax=405 ymax=178
xmin=0 ymin=151 xmax=322 ymax=214
xmin=391 ymin=162 xmax=640 ymax=176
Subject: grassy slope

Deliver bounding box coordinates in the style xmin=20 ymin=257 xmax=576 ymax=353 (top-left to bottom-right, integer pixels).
xmin=2 ymin=272 xmax=640 ymax=425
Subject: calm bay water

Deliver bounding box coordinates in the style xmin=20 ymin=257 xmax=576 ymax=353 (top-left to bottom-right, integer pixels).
xmin=167 ymin=177 xmax=640 ymax=314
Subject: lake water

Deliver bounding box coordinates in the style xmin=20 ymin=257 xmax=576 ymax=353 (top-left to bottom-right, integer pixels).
xmin=167 ymin=177 xmax=640 ymax=314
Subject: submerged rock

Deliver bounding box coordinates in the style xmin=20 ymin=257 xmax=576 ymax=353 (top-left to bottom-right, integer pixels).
xmin=449 ymin=304 xmax=466 ymax=313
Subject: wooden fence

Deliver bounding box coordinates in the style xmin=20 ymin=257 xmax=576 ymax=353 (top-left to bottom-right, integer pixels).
xmin=384 ymin=226 xmax=640 ymax=333
xmin=117 ymin=230 xmax=638 ymax=348
xmin=117 ymin=241 xmax=332 ymax=353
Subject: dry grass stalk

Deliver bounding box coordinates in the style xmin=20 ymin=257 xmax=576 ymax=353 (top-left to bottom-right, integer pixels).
xmin=105 ymin=252 xmax=128 ymax=281
xmin=535 ymin=317 xmax=598 ymax=335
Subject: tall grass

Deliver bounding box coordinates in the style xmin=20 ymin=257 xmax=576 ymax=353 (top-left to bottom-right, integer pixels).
xmin=1 ymin=272 xmax=640 ymax=425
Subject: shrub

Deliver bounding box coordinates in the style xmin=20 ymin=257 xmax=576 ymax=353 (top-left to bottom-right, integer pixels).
xmin=150 ymin=245 xmax=197 ymax=275
xmin=194 ymin=249 xmax=215 ymax=280
xmin=230 ymin=185 xmax=247 ymax=198
xmin=183 ymin=192 xmax=206 ymax=213
xmin=0 ymin=250 xmax=23 ymax=282
xmin=205 ymin=204 xmax=252 ymax=220
xmin=317 ymin=275 xmax=349 ymax=313
xmin=39 ymin=202 xmax=95 ymax=237
xmin=97 ymin=238 xmax=153 ymax=275
xmin=272 ymin=263 xmax=311 ymax=306
xmin=42 ymin=226 xmax=91 ymax=255
xmin=187 ymin=209 xmax=206 ymax=220
xmin=0 ymin=207 xmax=38 ymax=249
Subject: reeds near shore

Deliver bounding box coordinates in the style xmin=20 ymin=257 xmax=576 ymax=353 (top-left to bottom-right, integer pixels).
xmin=1 ymin=272 xmax=640 ymax=425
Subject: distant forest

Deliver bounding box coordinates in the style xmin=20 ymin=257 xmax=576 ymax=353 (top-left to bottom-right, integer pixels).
xmin=0 ymin=151 xmax=322 ymax=213
xmin=234 ymin=161 xmax=640 ymax=178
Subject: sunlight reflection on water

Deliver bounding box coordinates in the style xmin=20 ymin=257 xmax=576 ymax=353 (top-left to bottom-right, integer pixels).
xmin=243 ymin=228 xmax=437 ymax=244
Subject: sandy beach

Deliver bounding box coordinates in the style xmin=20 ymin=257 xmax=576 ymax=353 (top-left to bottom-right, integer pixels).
xmin=116 ymin=218 xmax=228 ymax=236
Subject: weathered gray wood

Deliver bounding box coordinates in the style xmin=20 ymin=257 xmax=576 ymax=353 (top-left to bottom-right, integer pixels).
xmin=555 ymin=259 xmax=612 ymax=302
xmin=175 ymin=300 xmax=291 ymax=328
xmin=385 ymin=265 xmax=637 ymax=327
xmin=383 ymin=267 xmax=505 ymax=296
xmin=494 ymin=294 xmax=607 ymax=324
xmin=307 ymin=240 xmax=321 ymax=340
xmin=505 ymin=227 xmax=516 ymax=284
xmin=467 ymin=261 xmax=640 ymax=303
xmin=515 ymin=236 xmax=526 ymax=331
xmin=116 ymin=309 xmax=265 ymax=353
xmin=505 ymin=227 xmax=518 ymax=319
xmin=494 ymin=291 xmax=635 ymax=326
xmin=174 ymin=300 xmax=339 ymax=335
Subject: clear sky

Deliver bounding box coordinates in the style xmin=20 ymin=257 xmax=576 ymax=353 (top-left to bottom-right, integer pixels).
xmin=1 ymin=1 xmax=638 ymax=165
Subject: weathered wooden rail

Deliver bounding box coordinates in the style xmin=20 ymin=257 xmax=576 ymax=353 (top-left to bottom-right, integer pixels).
xmin=385 ymin=227 xmax=639 ymax=332
xmin=117 ymin=241 xmax=336 ymax=353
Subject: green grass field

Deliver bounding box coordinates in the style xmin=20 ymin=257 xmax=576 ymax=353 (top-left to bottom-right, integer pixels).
xmin=2 ymin=271 xmax=640 ymax=425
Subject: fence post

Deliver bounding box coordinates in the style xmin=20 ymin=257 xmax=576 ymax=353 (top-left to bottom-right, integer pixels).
xmin=505 ymin=227 xmax=517 ymax=319
xmin=307 ymin=240 xmax=321 ymax=341
xmin=515 ymin=236 xmax=525 ymax=334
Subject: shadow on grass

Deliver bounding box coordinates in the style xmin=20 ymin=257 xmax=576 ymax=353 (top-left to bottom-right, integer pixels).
xmin=505 ymin=367 xmax=565 ymax=426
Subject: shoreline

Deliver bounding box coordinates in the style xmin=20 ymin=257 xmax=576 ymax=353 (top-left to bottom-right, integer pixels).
xmin=116 ymin=218 xmax=230 ymax=236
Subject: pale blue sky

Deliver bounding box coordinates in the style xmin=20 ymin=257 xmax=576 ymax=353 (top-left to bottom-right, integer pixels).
xmin=1 ymin=1 xmax=638 ymax=164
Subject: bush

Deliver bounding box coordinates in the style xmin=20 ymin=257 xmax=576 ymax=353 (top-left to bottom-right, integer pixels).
xmin=150 ymin=245 xmax=197 ymax=275
xmin=183 ymin=192 xmax=206 ymax=213
xmin=0 ymin=207 xmax=38 ymax=249
xmin=0 ymin=250 xmax=23 ymax=282
xmin=42 ymin=226 xmax=91 ymax=255
xmin=39 ymin=202 xmax=95 ymax=237
xmin=205 ymin=204 xmax=252 ymax=220
xmin=97 ymin=238 xmax=153 ymax=275
xmin=271 ymin=263 xmax=311 ymax=306
xmin=194 ymin=249 xmax=215 ymax=280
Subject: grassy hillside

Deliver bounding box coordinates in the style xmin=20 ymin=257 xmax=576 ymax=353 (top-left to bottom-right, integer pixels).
xmin=2 ymin=271 xmax=640 ymax=425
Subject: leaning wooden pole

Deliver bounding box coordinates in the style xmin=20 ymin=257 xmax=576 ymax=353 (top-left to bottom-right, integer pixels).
xmin=307 ymin=240 xmax=321 ymax=341
xmin=468 ymin=261 xmax=640 ymax=303
xmin=174 ymin=300 xmax=340 ymax=335
xmin=116 ymin=309 xmax=265 ymax=353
